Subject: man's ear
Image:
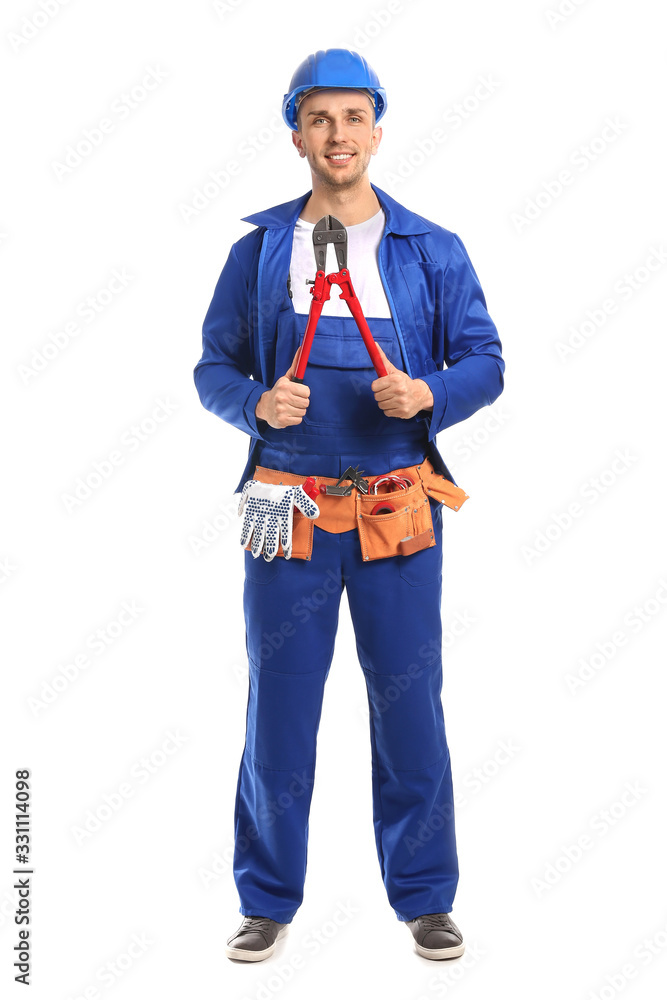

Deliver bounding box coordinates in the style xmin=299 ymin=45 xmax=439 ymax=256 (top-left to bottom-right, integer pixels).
xmin=371 ymin=125 xmax=382 ymax=155
xmin=292 ymin=131 xmax=306 ymax=158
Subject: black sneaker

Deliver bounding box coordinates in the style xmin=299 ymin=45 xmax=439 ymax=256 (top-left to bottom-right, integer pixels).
xmin=225 ymin=916 xmax=288 ymax=962
xmin=406 ymin=912 xmax=465 ymax=960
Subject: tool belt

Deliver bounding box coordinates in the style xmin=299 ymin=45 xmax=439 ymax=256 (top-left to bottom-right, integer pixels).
xmin=245 ymin=456 xmax=468 ymax=562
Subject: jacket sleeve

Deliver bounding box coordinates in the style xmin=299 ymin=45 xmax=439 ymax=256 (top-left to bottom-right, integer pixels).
xmin=193 ymin=241 xmax=270 ymax=440
xmin=417 ymin=234 xmax=505 ymax=441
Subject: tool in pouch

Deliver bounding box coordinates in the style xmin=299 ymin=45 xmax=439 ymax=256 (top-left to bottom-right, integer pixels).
xmin=315 ymin=463 xmax=442 ymax=561
xmin=356 ymin=469 xmax=437 ymax=561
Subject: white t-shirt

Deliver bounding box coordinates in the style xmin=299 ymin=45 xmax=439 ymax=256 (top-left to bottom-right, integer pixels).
xmin=289 ymin=208 xmax=391 ymax=318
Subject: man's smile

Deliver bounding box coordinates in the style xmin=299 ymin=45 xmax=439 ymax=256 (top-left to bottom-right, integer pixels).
xmin=325 ymin=151 xmax=355 ymax=164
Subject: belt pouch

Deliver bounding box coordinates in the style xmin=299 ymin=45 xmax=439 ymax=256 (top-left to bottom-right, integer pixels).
xmin=242 ymin=468 xmax=315 ymax=561
xmin=355 ymin=480 xmax=435 ymax=562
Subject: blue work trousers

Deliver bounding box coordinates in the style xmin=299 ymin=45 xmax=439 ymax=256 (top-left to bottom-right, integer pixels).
xmin=234 ymin=500 xmax=458 ymax=924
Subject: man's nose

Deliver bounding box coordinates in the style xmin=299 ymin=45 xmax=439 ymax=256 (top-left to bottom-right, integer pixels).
xmin=329 ymin=119 xmax=349 ymax=142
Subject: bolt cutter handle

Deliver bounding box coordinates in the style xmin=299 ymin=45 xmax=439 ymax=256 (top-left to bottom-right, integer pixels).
xmin=333 ymin=270 xmax=388 ymax=378
xmin=292 ymin=270 xmax=330 ymax=383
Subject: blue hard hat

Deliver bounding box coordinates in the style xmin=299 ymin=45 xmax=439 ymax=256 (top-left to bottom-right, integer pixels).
xmin=282 ymin=48 xmax=387 ymax=131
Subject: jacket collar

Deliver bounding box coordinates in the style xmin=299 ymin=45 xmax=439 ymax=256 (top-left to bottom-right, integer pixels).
xmin=241 ymin=183 xmax=432 ymax=236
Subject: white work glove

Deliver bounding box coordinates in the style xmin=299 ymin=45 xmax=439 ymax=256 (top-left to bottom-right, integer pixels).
xmin=237 ymin=481 xmax=319 ymax=561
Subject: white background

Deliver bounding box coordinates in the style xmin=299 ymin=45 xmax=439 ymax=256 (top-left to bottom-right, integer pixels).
xmin=2 ymin=0 xmax=666 ymax=998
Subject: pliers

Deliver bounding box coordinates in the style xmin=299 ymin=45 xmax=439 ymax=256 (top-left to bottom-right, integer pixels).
xmin=292 ymin=215 xmax=389 ymax=384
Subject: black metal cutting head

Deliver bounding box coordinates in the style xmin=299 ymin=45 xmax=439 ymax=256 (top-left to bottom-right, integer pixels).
xmin=312 ymin=215 xmax=347 ymax=272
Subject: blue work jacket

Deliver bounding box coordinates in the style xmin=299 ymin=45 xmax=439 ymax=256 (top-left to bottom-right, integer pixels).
xmin=194 ymin=183 xmax=505 ymax=493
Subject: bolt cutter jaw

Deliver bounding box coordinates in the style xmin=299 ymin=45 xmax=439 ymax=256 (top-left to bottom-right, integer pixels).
xmin=312 ymin=215 xmax=348 ymax=272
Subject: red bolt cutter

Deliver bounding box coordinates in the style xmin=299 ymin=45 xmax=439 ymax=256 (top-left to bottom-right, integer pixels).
xmin=291 ymin=215 xmax=388 ymax=384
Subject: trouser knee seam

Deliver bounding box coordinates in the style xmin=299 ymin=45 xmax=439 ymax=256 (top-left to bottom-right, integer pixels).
xmin=374 ymin=748 xmax=450 ymax=773
xmin=247 ymin=748 xmax=316 ymax=772
xmin=247 ymin=656 xmax=329 ymax=677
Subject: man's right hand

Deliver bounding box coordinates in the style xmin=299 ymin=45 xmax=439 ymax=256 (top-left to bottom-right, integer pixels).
xmin=255 ymin=348 xmax=310 ymax=429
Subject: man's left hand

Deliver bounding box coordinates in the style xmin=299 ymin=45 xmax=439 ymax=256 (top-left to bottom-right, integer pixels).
xmin=371 ymin=343 xmax=434 ymax=419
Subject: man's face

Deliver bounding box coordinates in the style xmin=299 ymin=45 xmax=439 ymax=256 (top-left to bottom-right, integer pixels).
xmin=292 ymin=89 xmax=382 ymax=189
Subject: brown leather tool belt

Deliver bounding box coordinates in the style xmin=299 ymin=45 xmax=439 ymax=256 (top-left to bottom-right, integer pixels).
xmin=245 ymin=457 xmax=469 ymax=562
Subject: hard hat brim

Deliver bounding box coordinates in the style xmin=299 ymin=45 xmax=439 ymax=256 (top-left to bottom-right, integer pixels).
xmin=282 ymin=84 xmax=387 ymax=130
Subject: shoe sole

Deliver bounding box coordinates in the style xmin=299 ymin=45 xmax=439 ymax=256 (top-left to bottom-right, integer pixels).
xmin=413 ymin=939 xmax=465 ymax=961
xmin=225 ymin=925 xmax=289 ymax=962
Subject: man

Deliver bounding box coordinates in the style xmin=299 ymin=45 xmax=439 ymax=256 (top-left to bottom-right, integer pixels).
xmin=194 ymin=48 xmax=504 ymax=963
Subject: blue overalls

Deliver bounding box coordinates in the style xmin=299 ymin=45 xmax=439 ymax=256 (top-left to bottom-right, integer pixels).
xmin=234 ymin=300 xmax=459 ymax=924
